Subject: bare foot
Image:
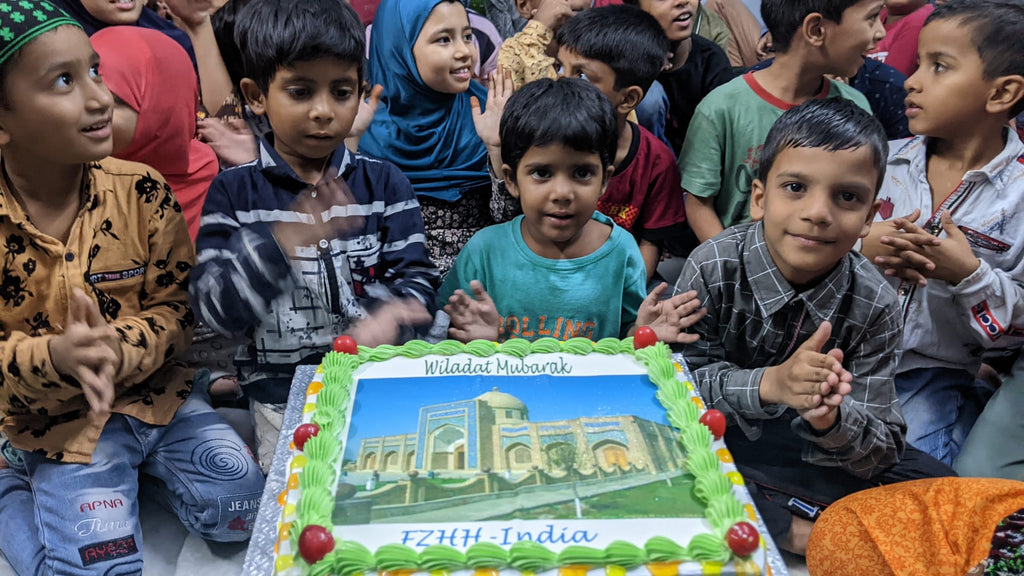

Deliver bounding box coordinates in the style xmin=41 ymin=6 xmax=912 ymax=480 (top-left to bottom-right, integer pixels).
xmin=779 ymin=515 xmax=813 ymax=556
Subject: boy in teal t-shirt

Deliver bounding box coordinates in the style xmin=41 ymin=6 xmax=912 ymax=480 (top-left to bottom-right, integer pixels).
xmin=680 ymin=0 xmax=882 ymax=243
xmin=440 ymin=78 xmax=704 ymax=343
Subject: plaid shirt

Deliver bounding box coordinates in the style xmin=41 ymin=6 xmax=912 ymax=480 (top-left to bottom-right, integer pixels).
xmin=676 ymin=222 xmax=907 ymax=478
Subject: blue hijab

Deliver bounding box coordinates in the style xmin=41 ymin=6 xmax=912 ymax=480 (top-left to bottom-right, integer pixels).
xmin=360 ymin=0 xmax=489 ymax=202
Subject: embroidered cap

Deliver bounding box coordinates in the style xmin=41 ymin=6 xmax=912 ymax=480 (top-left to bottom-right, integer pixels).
xmin=0 ymin=0 xmax=81 ymax=65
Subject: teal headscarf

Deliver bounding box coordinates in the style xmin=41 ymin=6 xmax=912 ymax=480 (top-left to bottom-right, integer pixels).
xmin=0 ymin=0 xmax=80 ymax=65
xmin=360 ymin=0 xmax=489 ymax=202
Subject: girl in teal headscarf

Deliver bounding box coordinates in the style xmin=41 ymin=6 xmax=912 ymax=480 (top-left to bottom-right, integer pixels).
xmin=360 ymin=0 xmax=499 ymax=273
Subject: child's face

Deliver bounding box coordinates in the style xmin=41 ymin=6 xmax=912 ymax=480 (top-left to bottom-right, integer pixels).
xmin=637 ymin=0 xmax=699 ymax=44
xmin=904 ymin=18 xmax=994 ymax=139
xmin=823 ymin=0 xmax=885 ymax=79
xmin=556 ymin=47 xmax=628 ymax=113
xmin=503 ymin=143 xmax=610 ymax=258
xmin=750 ymin=145 xmax=880 ymax=287
xmin=0 ymin=26 xmax=114 ymax=164
xmin=412 ymin=1 xmax=477 ymax=94
xmin=242 ymin=58 xmax=361 ymax=171
xmin=81 ymin=0 xmax=145 ymax=25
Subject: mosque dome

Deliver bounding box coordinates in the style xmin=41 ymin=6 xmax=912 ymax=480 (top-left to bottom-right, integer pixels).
xmin=476 ymin=388 xmax=527 ymax=411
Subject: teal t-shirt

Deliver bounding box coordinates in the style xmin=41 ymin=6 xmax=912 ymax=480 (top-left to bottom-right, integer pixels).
xmin=438 ymin=212 xmax=647 ymax=341
xmin=678 ymin=72 xmax=871 ymax=228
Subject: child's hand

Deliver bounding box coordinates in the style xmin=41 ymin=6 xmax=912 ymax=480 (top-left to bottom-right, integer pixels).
xmin=471 ymin=68 xmax=514 ymax=151
xmin=49 ymin=289 xmax=120 ymax=414
xmin=878 ymin=210 xmax=981 ymax=285
xmin=532 ymin=0 xmax=574 ymax=31
xmin=197 ymin=118 xmax=258 ymax=167
xmin=348 ymin=299 xmax=432 ymax=348
xmin=760 ymin=321 xmax=848 ymax=411
xmin=863 ymin=209 xmax=937 ymax=286
xmin=272 ymin=177 xmax=365 ymax=257
xmin=445 ymin=280 xmax=500 ymax=342
xmin=635 ymin=283 xmax=706 ymax=344
xmin=797 ymin=348 xmax=852 ymax=431
xmin=348 ymin=84 xmax=384 ymax=141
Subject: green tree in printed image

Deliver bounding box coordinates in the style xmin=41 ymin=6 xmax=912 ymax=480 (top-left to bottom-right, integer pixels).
xmin=546 ymin=443 xmax=586 ymax=519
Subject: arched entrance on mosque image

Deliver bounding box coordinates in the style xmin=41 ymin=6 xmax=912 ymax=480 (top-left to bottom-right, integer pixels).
xmin=428 ymin=424 xmax=466 ymax=470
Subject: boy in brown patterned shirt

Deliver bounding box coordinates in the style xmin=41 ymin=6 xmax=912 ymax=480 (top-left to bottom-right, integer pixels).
xmin=0 ymin=4 xmax=264 ymax=574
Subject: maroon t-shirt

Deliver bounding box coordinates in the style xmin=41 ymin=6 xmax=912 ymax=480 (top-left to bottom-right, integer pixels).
xmin=600 ymin=123 xmax=690 ymax=254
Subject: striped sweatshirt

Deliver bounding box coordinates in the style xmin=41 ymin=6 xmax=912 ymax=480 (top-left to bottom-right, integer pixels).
xmin=191 ymin=139 xmax=438 ymax=403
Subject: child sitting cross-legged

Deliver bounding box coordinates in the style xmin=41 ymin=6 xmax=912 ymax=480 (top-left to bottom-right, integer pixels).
xmin=860 ymin=0 xmax=1024 ymax=470
xmin=441 ymin=77 xmax=704 ymax=344
xmin=0 ymin=5 xmax=265 ymax=574
xmin=191 ymin=0 xmax=439 ymax=472
xmin=677 ymin=98 xmax=954 ymax=556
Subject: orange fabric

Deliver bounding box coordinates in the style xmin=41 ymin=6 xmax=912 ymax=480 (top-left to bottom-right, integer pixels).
xmin=806 ymin=477 xmax=1024 ymax=576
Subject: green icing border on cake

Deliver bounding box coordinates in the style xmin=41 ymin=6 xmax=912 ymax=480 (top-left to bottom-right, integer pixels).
xmin=291 ymin=337 xmax=747 ymax=574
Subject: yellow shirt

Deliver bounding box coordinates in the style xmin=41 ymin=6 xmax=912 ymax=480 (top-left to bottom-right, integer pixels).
xmin=0 ymin=157 xmax=195 ymax=463
xmin=497 ymin=20 xmax=558 ymax=90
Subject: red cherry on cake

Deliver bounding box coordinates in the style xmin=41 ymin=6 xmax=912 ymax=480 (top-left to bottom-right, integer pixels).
xmin=333 ymin=335 xmax=358 ymax=355
xmin=699 ymin=409 xmax=727 ymax=439
xmin=293 ymin=423 xmax=320 ymax=451
xmin=633 ymin=326 xmax=658 ymax=349
xmin=726 ymin=522 xmax=759 ymax=557
xmin=298 ymin=524 xmax=335 ymax=563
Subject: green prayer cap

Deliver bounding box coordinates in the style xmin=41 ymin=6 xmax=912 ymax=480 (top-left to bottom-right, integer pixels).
xmin=0 ymin=0 xmax=81 ymax=65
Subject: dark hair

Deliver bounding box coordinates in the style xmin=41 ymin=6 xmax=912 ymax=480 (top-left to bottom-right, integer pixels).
xmin=212 ymin=0 xmax=256 ymax=98
xmin=761 ymin=0 xmax=863 ymax=54
xmin=927 ymin=0 xmax=1024 ymax=117
xmin=235 ymin=0 xmax=364 ymax=93
xmin=759 ymin=98 xmax=888 ymax=192
xmin=500 ymin=78 xmax=618 ymax=182
xmin=555 ymin=5 xmax=668 ymax=94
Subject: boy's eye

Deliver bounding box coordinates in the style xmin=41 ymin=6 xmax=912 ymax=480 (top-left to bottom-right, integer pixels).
xmin=55 ymin=72 xmax=73 ymax=88
xmin=783 ymin=182 xmax=805 ymax=193
xmin=837 ymin=191 xmax=862 ymax=204
xmin=932 ymin=62 xmax=946 ymax=73
xmin=333 ymin=88 xmax=354 ymax=100
xmin=287 ymin=87 xmax=310 ymax=99
xmin=530 ymin=167 xmax=552 ymax=179
xmin=572 ymin=167 xmax=595 ymax=180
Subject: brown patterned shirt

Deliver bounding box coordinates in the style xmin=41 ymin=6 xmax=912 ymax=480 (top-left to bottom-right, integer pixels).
xmin=0 ymin=157 xmax=195 ymax=463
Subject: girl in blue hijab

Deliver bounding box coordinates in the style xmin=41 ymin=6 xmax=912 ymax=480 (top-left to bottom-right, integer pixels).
xmin=361 ymin=0 xmax=497 ymax=273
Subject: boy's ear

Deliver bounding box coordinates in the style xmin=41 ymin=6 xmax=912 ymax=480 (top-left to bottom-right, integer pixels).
xmin=749 ymin=179 xmax=766 ymax=221
xmin=986 ymin=75 xmax=1024 ymax=117
xmin=617 ymin=86 xmax=644 ymax=115
xmin=861 ymin=198 xmax=882 ymax=238
xmin=239 ymin=78 xmax=268 ymax=116
xmin=502 ymin=164 xmax=519 ymax=198
xmin=601 ymin=164 xmax=616 ymax=187
xmin=515 ymin=0 xmax=536 ymax=20
xmin=801 ymin=13 xmax=827 ymax=48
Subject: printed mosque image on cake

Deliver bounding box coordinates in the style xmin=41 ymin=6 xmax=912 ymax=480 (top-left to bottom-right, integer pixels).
xmin=335 ymin=373 xmax=705 ymax=525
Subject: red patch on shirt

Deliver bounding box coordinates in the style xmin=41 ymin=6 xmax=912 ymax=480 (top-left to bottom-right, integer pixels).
xmin=878 ymin=197 xmax=894 ymax=220
xmin=972 ymin=302 xmax=1005 ymax=342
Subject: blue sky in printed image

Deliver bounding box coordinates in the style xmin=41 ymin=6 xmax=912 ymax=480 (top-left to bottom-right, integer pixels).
xmin=344 ymin=374 xmax=667 ymax=457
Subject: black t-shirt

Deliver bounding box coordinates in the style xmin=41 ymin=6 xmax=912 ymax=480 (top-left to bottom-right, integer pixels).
xmin=660 ymin=35 xmax=734 ymax=154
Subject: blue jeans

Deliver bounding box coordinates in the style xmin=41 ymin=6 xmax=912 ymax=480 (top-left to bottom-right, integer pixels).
xmin=895 ymin=367 xmax=994 ymax=466
xmin=634 ymin=80 xmax=673 ymax=152
xmin=0 ymin=392 xmax=265 ymax=576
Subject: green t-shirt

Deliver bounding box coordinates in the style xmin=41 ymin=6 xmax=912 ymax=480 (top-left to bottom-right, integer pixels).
xmin=438 ymin=212 xmax=647 ymax=341
xmin=678 ymin=72 xmax=871 ymax=228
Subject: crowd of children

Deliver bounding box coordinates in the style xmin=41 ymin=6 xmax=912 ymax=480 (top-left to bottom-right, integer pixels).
xmin=0 ymin=0 xmax=1022 ymax=572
